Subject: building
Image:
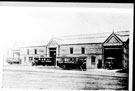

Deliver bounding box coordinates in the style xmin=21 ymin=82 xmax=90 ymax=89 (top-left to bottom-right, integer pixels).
xmin=11 ymin=31 xmax=129 ymax=69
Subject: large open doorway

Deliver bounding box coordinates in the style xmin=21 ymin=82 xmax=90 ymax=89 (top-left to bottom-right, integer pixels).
xmin=49 ymin=48 xmax=56 ymax=66
xmin=104 ymin=46 xmax=123 ymax=69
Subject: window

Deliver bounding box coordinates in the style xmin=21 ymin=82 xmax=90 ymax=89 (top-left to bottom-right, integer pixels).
xmin=70 ymin=58 xmax=73 ymax=61
xmin=29 ymin=57 xmax=33 ymax=62
xmin=24 ymin=57 xmax=26 ymax=62
xmin=70 ymin=48 xmax=73 ymax=54
xmin=91 ymin=56 xmax=96 ymax=65
xmin=27 ymin=49 xmax=29 ymax=55
xmin=35 ymin=49 xmax=37 ymax=54
xmin=81 ymin=47 xmax=85 ymax=54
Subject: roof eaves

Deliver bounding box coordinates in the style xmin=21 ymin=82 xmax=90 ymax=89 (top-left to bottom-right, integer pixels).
xmin=59 ymin=42 xmax=103 ymax=46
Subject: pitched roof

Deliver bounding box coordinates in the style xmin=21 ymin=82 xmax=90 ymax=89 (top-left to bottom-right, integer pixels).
xmin=54 ymin=31 xmax=129 ymax=45
xmin=13 ymin=41 xmax=49 ymax=49
xmin=115 ymin=31 xmax=129 ymax=42
xmin=13 ymin=31 xmax=129 ymax=49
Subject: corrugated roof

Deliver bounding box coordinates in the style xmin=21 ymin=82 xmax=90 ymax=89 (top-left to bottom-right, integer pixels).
xmin=115 ymin=31 xmax=129 ymax=42
xmin=56 ymin=32 xmax=111 ymax=40
xmin=13 ymin=31 xmax=129 ymax=49
xmin=115 ymin=31 xmax=129 ymax=36
xmin=54 ymin=31 xmax=129 ymax=45
xmin=59 ymin=37 xmax=108 ymax=45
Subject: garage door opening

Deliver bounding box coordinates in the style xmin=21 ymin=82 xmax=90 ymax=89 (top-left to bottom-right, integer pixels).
xmin=104 ymin=47 xmax=123 ymax=69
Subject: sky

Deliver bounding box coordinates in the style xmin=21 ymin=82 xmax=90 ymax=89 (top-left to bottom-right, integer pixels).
xmin=0 ymin=3 xmax=133 ymax=50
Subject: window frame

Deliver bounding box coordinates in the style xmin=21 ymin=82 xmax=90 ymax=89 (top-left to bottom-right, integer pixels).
xmin=29 ymin=57 xmax=33 ymax=61
xmin=70 ymin=47 xmax=73 ymax=54
xmin=35 ymin=49 xmax=37 ymax=54
xmin=81 ymin=47 xmax=85 ymax=54
xmin=91 ymin=56 xmax=96 ymax=65
xmin=27 ymin=49 xmax=29 ymax=55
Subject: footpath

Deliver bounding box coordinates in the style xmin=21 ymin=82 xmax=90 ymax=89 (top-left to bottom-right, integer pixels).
xmin=3 ymin=65 xmax=128 ymax=77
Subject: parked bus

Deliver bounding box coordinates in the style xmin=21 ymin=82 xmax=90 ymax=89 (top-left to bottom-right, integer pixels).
xmin=57 ymin=56 xmax=86 ymax=71
xmin=32 ymin=57 xmax=52 ymax=66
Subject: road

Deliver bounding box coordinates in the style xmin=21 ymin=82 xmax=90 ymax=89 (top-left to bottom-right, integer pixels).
xmin=2 ymin=66 xmax=128 ymax=90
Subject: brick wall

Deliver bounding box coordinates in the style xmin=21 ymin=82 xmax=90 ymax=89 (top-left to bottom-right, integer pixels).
xmin=60 ymin=43 xmax=102 ymax=56
xmin=59 ymin=43 xmax=103 ymax=69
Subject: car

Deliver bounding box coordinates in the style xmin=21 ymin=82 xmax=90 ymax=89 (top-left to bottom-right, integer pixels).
xmin=104 ymin=60 xmax=113 ymax=69
xmin=6 ymin=57 xmax=21 ymax=64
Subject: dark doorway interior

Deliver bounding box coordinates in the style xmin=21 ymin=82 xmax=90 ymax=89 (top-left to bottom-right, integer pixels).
xmin=104 ymin=47 xmax=123 ymax=69
xmin=97 ymin=59 xmax=102 ymax=68
xmin=49 ymin=48 xmax=56 ymax=66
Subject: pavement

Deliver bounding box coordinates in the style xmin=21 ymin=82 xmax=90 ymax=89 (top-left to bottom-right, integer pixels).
xmin=3 ymin=64 xmax=128 ymax=77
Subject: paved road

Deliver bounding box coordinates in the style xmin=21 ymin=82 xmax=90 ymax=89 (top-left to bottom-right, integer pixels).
xmin=2 ymin=66 xmax=128 ymax=90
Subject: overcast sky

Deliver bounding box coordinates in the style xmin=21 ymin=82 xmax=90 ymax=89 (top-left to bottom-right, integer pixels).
xmin=0 ymin=2 xmax=133 ymax=50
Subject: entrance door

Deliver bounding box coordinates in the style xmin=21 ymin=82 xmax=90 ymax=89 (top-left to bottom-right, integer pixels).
xmin=49 ymin=48 xmax=56 ymax=66
xmin=104 ymin=47 xmax=123 ymax=69
xmin=97 ymin=59 xmax=102 ymax=68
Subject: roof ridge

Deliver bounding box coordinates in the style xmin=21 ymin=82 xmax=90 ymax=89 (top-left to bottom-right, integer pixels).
xmin=115 ymin=34 xmax=129 ymax=36
xmin=115 ymin=30 xmax=129 ymax=32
